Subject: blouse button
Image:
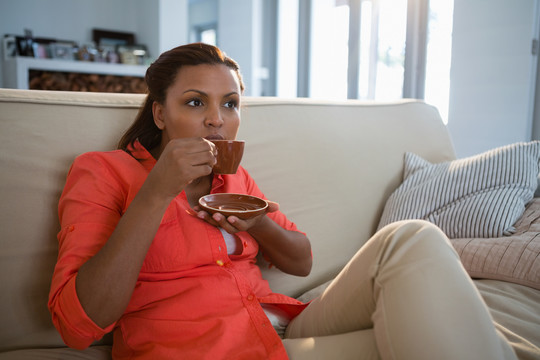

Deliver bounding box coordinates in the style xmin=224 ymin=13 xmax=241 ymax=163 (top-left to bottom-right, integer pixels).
xmin=216 ymin=259 xmax=224 ymax=266
xmin=68 ymin=225 xmax=75 ymax=232
xmin=247 ymin=294 xmax=255 ymax=301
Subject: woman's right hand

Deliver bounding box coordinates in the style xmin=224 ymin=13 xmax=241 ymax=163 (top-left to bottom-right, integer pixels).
xmin=145 ymin=138 xmax=217 ymax=200
xmin=75 ymin=137 xmax=216 ymax=328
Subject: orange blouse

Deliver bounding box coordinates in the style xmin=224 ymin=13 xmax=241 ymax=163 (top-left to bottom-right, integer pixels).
xmin=48 ymin=141 xmax=307 ymax=359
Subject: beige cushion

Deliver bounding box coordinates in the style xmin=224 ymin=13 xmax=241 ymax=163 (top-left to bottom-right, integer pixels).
xmin=451 ymin=198 xmax=540 ymax=290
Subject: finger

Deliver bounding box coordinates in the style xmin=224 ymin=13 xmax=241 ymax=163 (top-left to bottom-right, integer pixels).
xmin=212 ymin=212 xmax=228 ymax=224
xmin=184 ymin=138 xmax=217 ymax=157
xmin=212 ymin=213 xmax=240 ymax=233
xmin=168 ymin=137 xmax=215 ymax=157
xmin=189 ymin=152 xmax=217 ymax=168
xmin=197 ymin=211 xmax=219 ymax=226
xmin=225 ymin=216 xmax=257 ymax=233
xmin=266 ymin=200 xmax=280 ymax=213
xmin=187 ymin=143 xmax=217 ymax=167
xmin=203 ymin=138 xmax=218 ymax=156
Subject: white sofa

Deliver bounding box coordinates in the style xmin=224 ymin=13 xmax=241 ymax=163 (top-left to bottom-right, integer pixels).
xmin=0 ymin=88 xmax=538 ymax=359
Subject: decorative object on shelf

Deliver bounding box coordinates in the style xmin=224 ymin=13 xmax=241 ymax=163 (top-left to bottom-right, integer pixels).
xmin=106 ymin=47 xmax=120 ymax=64
xmin=50 ymin=42 xmax=76 ymax=60
xmin=92 ymin=28 xmax=150 ymax=65
xmin=117 ymin=44 xmax=148 ymax=65
xmin=76 ymin=43 xmax=98 ymax=62
xmin=32 ymin=43 xmax=48 ymax=58
xmin=8 ymin=28 xmax=76 ymax=61
xmin=2 ymin=35 xmax=17 ymax=60
xmin=15 ymin=29 xmax=35 ymax=57
xmin=4 ymin=28 xmax=150 ymax=65
xmin=31 ymin=37 xmax=57 ymax=59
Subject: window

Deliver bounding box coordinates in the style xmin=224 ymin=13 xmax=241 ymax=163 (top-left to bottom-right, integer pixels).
xmin=357 ymin=0 xmax=408 ymax=100
xmin=278 ymin=0 xmax=454 ymax=118
xmin=190 ymin=24 xmax=217 ymax=46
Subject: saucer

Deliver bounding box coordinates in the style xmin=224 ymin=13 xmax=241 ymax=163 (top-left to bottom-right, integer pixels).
xmin=198 ymin=193 xmax=268 ymax=220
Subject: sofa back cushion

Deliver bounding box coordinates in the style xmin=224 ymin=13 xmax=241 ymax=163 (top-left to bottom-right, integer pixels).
xmin=0 ymin=90 xmax=455 ymax=351
xmin=237 ymin=98 xmax=456 ymax=297
xmin=0 ymin=90 xmax=141 ymax=351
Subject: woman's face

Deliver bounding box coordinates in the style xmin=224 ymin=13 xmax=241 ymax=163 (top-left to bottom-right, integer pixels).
xmin=153 ymin=63 xmax=242 ymax=146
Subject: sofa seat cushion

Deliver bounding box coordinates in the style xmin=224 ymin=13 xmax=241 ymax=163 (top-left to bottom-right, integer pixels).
xmin=0 ymin=345 xmax=112 ymax=360
xmin=475 ymin=280 xmax=540 ymax=359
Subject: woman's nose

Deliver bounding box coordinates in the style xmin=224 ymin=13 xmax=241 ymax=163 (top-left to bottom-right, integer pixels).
xmin=205 ymin=107 xmax=224 ymax=127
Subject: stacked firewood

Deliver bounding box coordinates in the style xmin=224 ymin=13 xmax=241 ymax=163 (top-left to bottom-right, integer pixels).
xmin=28 ymin=70 xmax=147 ymax=93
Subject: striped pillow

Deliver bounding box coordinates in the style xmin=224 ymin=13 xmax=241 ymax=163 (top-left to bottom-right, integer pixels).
xmin=378 ymin=142 xmax=540 ymax=238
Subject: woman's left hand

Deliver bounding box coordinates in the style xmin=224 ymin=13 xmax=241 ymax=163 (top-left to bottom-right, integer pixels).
xmin=194 ymin=201 xmax=280 ymax=234
xmin=194 ymin=199 xmax=312 ymax=276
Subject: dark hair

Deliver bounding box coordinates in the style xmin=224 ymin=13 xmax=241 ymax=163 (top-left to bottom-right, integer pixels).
xmin=118 ymin=43 xmax=245 ymax=152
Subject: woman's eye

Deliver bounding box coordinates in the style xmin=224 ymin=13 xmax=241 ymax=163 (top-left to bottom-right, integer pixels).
xmin=224 ymin=100 xmax=238 ymax=109
xmin=187 ymin=99 xmax=203 ymax=107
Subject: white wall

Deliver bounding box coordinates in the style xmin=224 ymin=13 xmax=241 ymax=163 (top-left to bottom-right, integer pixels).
xmin=218 ymin=0 xmax=263 ymax=96
xmin=189 ymin=0 xmax=218 ymax=33
xmin=134 ymin=0 xmax=161 ymax=60
xmin=0 ymin=0 xmax=139 ymax=43
xmin=158 ymin=0 xmax=189 ymax=54
xmin=448 ymin=0 xmax=540 ymax=158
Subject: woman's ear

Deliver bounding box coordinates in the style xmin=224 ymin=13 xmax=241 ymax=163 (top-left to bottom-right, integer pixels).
xmin=152 ymin=101 xmax=165 ymax=130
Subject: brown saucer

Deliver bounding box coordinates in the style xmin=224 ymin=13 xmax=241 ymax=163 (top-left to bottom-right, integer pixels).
xmin=198 ymin=193 xmax=268 ymax=220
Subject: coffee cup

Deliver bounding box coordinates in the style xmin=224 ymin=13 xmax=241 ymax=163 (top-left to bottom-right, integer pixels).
xmin=211 ymin=140 xmax=245 ymax=174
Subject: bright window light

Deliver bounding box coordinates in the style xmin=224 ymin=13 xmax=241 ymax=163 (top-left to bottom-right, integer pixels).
xmin=425 ymin=0 xmax=454 ymax=124
xmin=310 ymin=0 xmax=350 ymax=100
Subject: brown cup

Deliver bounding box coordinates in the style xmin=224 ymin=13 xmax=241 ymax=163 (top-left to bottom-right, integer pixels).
xmin=211 ymin=140 xmax=245 ymax=174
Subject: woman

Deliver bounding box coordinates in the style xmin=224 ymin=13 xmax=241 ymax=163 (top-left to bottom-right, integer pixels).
xmin=49 ymin=43 xmax=516 ymax=360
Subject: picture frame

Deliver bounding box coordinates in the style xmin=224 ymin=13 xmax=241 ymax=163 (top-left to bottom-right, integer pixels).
xmin=92 ymin=29 xmax=135 ymax=47
xmin=15 ymin=36 xmax=34 ymax=57
xmin=50 ymin=42 xmax=75 ymax=60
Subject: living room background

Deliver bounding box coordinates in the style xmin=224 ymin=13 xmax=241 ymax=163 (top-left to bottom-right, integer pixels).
xmin=0 ymin=0 xmax=539 ymax=159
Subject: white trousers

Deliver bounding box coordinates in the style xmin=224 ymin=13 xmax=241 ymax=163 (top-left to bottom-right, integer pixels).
xmin=282 ymin=220 xmax=517 ymax=360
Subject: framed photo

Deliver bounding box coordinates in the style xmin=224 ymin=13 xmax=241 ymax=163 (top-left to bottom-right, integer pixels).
xmin=50 ymin=42 xmax=75 ymax=60
xmin=3 ymin=35 xmax=17 ymax=59
xmin=15 ymin=36 xmax=34 ymax=57
xmin=92 ymin=29 xmax=135 ymax=47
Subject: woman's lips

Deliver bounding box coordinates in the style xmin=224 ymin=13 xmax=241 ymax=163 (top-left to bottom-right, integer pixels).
xmin=205 ymin=134 xmax=225 ymax=140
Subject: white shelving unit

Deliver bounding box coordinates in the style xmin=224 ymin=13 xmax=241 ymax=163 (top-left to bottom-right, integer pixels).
xmin=2 ymin=57 xmax=147 ymax=89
